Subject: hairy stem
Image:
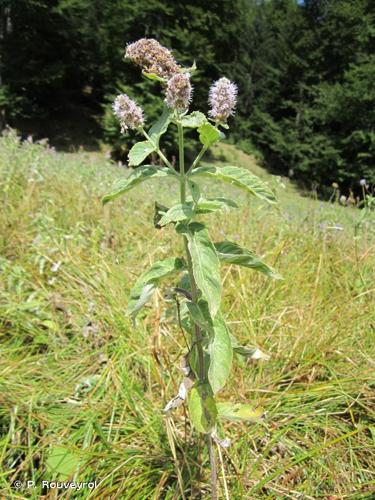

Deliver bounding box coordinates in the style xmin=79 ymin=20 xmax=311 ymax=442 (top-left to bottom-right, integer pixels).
xmin=141 ymin=128 xmax=175 ymax=171
xmin=177 ymin=121 xmax=205 ymax=380
xmin=207 ymin=435 xmax=218 ymax=500
xmin=188 ymin=144 xmax=208 ymax=173
xmin=178 ymin=121 xmax=217 ymax=498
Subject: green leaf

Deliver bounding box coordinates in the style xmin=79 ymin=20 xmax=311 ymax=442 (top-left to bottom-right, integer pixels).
xmin=149 ymin=107 xmax=172 ymax=145
xmin=186 ymin=299 xmax=213 ymax=333
xmin=196 ymin=197 xmax=238 ymax=214
xmin=190 ymin=165 xmax=277 ymax=204
xmin=233 ymin=345 xmax=270 ymax=360
xmin=180 ymin=111 xmax=207 ymax=128
xmin=188 ymin=384 xmax=217 ymax=433
xmin=208 ymin=314 xmax=233 ymax=394
xmin=128 ymin=257 xmax=185 ymax=317
xmin=153 ymin=201 xmax=168 ymax=229
xmin=46 ymin=446 xmax=80 ymax=480
xmin=142 ymin=71 xmax=165 ymax=83
xmin=214 ymin=241 xmax=282 ymax=280
xmin=128 ymin=141 xmax=156 ymax=166
xmin=198 ymin=123 xmax=221 ymax=148
xmin=102 ymin=166 xmax=175 ymax=204
xmin=188 ymin=180 xmax=201 ymax=203
xmin=177 ymin=222 xmax=221 ymax=316
xmin=159 ymin=202 xmax=195 ymax=226
xmin=217 ymin=402 xmax=264 ymax=422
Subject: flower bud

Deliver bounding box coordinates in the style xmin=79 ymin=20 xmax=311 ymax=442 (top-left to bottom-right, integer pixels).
xmin=125 ymin=38 xmax=180 ymax=79
xmin=165 ymin=73 xmax=192 ymax=111
xmin=112 ymin=94 xmax=144 ymax=133
xmin=208 ymin=77 xmax=237 ymax=122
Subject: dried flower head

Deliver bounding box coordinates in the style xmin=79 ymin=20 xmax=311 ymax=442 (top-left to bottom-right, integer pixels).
xmin=125 ymin=38 xmax=180 ymax=79
xmin=165 ymin=73 xmax=192 ymax=111
xmin=339 ymin=195 xmax=347 ymax=205
xmin=112 ymin=94 xmax=144 ymax=133
xmin=359 ymin=178 xmax=367 ymax=187
xmin=208 ymin=77 xmax=237 ymax=122
xmin=332 ymin=182 xmax=339 ymax=189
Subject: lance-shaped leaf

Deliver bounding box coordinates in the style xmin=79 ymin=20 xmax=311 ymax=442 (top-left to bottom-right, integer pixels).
xmin=208 ymin=314 xmax=233 ymax=394
xmin=186 ymin=300 xmax=213 ymax=333
xmin=142 ymin=71 xmax=165 ymax=83
xmin=214 ymin=240 xmax=282 ymax=280
xmin=234 ymin=346 xmax=270 ymax=360
xmin=102 ymin=166 xmax=176 ymax=204
xmin=188 ymin=384 xmax=217 ymax=433
xmin=188 ymin=180 xmax=201 ymax=203
xmin=230 ymin=334 xmax=270 ymax=360
xmin=159 ymin=203 xmax=195 ymax=226
xmin=177 ymin=222 xmax=221 ymax=316
xmin=149 ymin=107 xmax=172 ymax=145
xmin=128 ymin=141 xmax=156 ymax=167
xmin=217 ymin=402 xmax=264 ymax=422
xmin=180 ymin=111 xmax=207 ymax=128
xmin=127 ymin=257 xmax=185 ymax=317
xmin=196 ymin=197 xmax=238 ymax=213
xmin=158 ymin=198 xmax=238 ymax=226
xmin=198 ymin=123 xmax=221 ymax=148
xmin=190 ymin=165 xmax=277 ymax=204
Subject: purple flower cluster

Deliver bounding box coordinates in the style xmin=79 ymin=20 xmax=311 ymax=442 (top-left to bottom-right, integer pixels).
xmin=112 ymin=94 xmax=144 ymax=133
xmin=165 ymin=73 xmax=192 ymax=111
xmin=125 ymin=38 xmax=180 ymax=79
xmin=208 ymin=77 xmax=237 ymax=122
xmin=116 ymin=39 xmax=239 ymax=129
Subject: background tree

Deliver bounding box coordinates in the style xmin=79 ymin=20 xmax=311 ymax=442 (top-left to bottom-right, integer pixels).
xmin=1 ymin=0 xmax=374 ymax=194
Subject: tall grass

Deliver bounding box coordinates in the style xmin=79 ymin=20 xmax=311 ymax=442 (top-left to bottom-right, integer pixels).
xmin=1 ymin=130 xmax=374 ymax=498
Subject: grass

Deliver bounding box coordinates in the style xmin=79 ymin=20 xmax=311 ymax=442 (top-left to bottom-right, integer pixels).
xmin=1 ymin=129 xmax=374 ymax=499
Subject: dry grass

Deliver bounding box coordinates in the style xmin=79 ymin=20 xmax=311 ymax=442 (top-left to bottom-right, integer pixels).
xmin=1 ymin=130 xmax=374 ymax=499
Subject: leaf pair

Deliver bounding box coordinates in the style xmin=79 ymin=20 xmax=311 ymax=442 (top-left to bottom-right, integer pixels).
xmin=178 ymin=111 xmax=221 ymax=149
xmin=158 ymin=197 xmax=238 ymax=227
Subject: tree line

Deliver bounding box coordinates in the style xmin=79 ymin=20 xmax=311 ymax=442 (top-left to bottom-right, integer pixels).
xmin=1 ymin=0 xmax=374 ymax=195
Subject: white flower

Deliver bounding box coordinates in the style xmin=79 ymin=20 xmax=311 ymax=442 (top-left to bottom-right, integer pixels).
xmin=125 ymin=38 xmax=180 ymax=79
xmin=165 ymin=73 xmax=192 ymax=111
xmin=208 ymin=77 xmax=237 ymax=122
xmin=112 ymin=94 xmax=144 ymax=133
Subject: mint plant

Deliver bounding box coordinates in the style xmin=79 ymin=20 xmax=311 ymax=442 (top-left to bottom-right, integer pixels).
xmin=103 ymin=39 xmax=281 ymax=498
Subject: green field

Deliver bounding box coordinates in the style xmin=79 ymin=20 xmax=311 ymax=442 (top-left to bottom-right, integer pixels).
xmin=1 ymin=130 xmax=374 ymax=499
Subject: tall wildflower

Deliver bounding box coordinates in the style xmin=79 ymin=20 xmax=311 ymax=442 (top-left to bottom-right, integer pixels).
xmin=165 ymin=73 xmax=192 ymax=111
xmin=113 ymin=94 xmax=144 ymax=133
xmin=125 ymin=38 xmax=180 ymax=79
xmin=103 ymin=40 xmax=280 ymax=500
xmin=208 ymin=77 xmax=237 ymax=123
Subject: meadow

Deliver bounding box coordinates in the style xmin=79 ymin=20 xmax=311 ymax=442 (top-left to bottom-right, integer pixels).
xmin=1 ymin=130 xmax=374 ymax=499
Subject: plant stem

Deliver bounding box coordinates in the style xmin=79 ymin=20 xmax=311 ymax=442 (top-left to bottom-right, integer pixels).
xmin=177 ymin=121 xmax=205 ymax=381
xmin=178 ymin=121 xmax=217 ymax=498
xmin=207 ymin=434 xmax=218 ymax=500
xmin=141 ymin=127 xmax=175 ymax=172
xmin=188 ymin=144 xmax=208 ymax=173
